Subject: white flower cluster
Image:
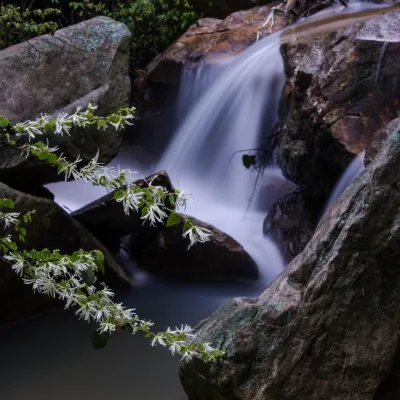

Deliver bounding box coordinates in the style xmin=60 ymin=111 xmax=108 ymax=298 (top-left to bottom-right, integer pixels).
xmin=3 ymin=249 xmax=221 ymax=361
xmin=0 ymin=211 xmax=19 ymax=227
xmin=12 ymin=104 xmax=134 ymax=140
xmin=0 ymin=105 xmax=221 ymax=361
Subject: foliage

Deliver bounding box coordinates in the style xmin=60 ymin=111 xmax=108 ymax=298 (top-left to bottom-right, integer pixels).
xmin=0 ymin=3 xmax=60 ymax=49
xmin=0 ymin=105 xmax=222 ymax=362
xmin=68 ymin=0 xmax=199 ymax=68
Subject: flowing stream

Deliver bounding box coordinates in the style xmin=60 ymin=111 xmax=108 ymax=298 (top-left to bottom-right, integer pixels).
xmin=0 ymin=2 xmax=394 ymax=399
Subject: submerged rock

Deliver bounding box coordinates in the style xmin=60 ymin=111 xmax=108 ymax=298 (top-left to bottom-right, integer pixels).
xmin=279 ymin=9 xmax=400 ymax=200
xmin=263 ymin=191 xmax=316 ymax=265
xmin=0 ymin=17 xmax=131 ymax=189
xmin=0 ymin=183 xmax=132 ymax=326
xmin=146 ymin=4 xmax=289 ymax=84
xmin=180 ymin=123 xmax=400 ymax=399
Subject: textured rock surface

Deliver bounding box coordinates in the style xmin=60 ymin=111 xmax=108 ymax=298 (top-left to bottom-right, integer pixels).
xmin=72 ymin=172 xmax=173 ymax=252
xmin=365 ymin=117 xmax=400 ymax=166
xmin=180 ymin=129 xmax=400 ymax=399
xmin=0 ymin=182 xmax=131 ymax=326
xmin=146 ymin=4 xmax=289 ymax=84
xmin=131 ymin=214 xmax=259 ymax=282
xmin=264 ymin=191 xmax=316 ymax=265
xmin=279 ymin=9 xmax=400 ymax=200
xmin=0 ymin=17 xmax=131 ymax=188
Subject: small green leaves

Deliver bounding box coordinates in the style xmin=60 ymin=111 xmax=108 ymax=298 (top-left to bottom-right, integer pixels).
xmin=166 ymin=212 xmax=180 ymax=227
xmin=0 ymin=116 xmax=9 ymax=127
xmin=92 ymin=249 xmax=105 ymax=274
xmin=0 ymin=198 xmax=15 ymax=209
xmin=242 ymin=154 xmax=256 ymax=169
xmin=92 ymin=330 xmax=111 ymax=350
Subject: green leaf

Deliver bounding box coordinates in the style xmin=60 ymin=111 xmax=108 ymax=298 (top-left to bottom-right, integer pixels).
xmin=82 ymin=268 xmax=96 ymax=286
xmin=4 ymin=199 xmax=14 ymax=209
xmin=92 ymin=249 xmax=105 ymax=274
xmin=242 ymin=154 xmax=256 ymax=169
xmin=0 ymin=116 xmax=9 ymax=127
xmin=91 ymin=330 xmax=111 ymax=350
xmin=166 ymin=212 xmax=180 ymax=227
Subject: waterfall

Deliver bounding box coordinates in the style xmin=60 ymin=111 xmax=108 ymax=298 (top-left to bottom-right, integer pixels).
xmin=157 ymin=33 xmax=287 ymax=278
xmin=322 ymin=151 xmax=365 ymax=215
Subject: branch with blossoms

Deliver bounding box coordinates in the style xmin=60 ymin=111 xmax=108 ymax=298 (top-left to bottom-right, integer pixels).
xmin=0 ymin=106 xmax=223 ymax=362
xmin=0 ymin=104 xmax=212 ymax=247
xmin=0 ymin=200 xmax=223 ymax=361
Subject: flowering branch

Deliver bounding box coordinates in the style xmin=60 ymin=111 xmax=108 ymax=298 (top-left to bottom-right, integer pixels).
xmin=0 ymin=106 xmax=221 ymax=361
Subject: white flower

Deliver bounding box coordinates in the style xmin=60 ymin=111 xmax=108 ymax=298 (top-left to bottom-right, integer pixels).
xmin=99 ymin=322 xmax=116 ymax=334
xmin=55 ymin=112 xmax=72 ymax=135
xmin=182 ymin=226 xmax=212 ymax=249
xmin=141 ymin=203 xmax=167 ymax=226
xmin=175 ymin=190 xmax=191 ymax=209
xmin=151 ymin=335 xmax=166 ymax=347
xmin=116 ymin=188 xmax=144 ymax=214
xmin=181 ymin=349 xmax=196 ymax=362
xmin=7 ymin=257 xmax=25 ymax=276
xmin=1 ymin=212 xmax=19 ymax=227
xmin=169 ymin=341 xmax=184 ymax=355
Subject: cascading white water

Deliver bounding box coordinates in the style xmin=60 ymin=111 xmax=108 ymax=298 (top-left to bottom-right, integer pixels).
xmin=322 ymin=151 xmax=365 ymax=215
xmin=158 ymin=34 xmax=287 ymax=277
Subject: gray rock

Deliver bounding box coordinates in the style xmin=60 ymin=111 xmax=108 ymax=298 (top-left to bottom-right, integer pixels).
xmin=0 ymin=17 xmax=131 ymax=188
xmin=180 ymin=122 xmax=400 ymax=399
xmin=0 ymin=182 xmax=132 ymax=326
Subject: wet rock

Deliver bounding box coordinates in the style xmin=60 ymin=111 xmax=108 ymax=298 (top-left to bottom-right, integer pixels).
xmin=279 ymin=9 xmax=400 ymax=200
xmin=179 ymin=122 xmax=400 ymax=399
xmin=0 ymin=182 xmax=132 ymax=326
xmin=131 ymin=214 xmax=259 ymax=282
xmin=365 ymin=117 xmax=400 ymax=166
xmin=146 ymin=4 xmax=290 ymax=84
xmin=73 ymin=171 xmax=258 ymax=282
xmin=264 ymin=191 xmax=316 ymax=265
xmin=0 ymin=17 xmax=131 ymax=189
xmin=72 ymin=172 xmax=174 ymax=252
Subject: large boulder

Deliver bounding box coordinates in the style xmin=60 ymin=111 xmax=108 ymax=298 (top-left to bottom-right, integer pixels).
xmin=0 ymin=182 xmax=132 ymax=326
xmin=279 ymin=8 xmax=400 ymax=201
xmin=180 ymin=122 xmax=400 ymax=399
xmin=0 ymin=17 xmax=131 ymax=191
xmin=73 ymin=171 xmax=258 ymax=282
xmin=146 ymin=4 xmax=289 ymax=84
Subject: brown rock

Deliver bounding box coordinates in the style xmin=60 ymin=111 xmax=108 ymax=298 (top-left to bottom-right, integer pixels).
xmin=73 ymin=171 xmax=258 ymax=282
xmin=179 ymin=122 xmax=400 ymax=399
xmin=130 ymin=214 xmax=259 ymax=282
xmin=279 ymin=9 xmax=400 ymax=200
xmin=146 ymin=4 xmax=290 ymax=84
xmin=264 ymin=191 xmax=316 ymax=265
xmin=0 ymin=17 xmax=131 ymax=188
xmin=0 ymin=182 xmax=132 ymax=326
xmin=365 ymin=117 xmax=400 ymax=166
